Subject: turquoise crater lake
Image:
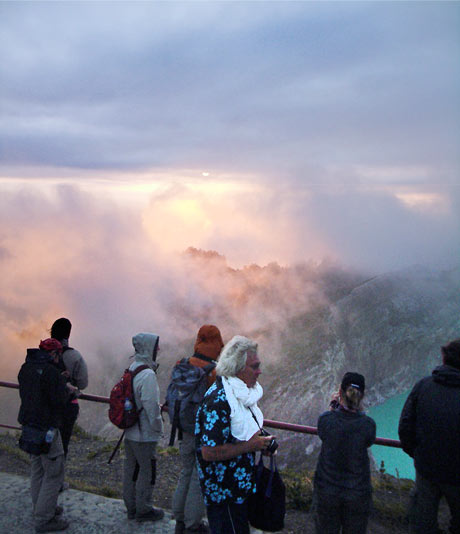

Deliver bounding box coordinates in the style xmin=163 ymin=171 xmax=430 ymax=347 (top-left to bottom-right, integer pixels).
xmin=367 ymin=390 xmax=415 ymax=480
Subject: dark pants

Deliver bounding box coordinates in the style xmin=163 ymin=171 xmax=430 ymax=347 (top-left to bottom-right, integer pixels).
xmin=313 ymin=490 xmax=371 ymax=534
xmin=206 ymin=501 xmax=250 ymax=534
xmin=60 ymin=403 xmax=79 ymax=457
xmin=409 ymin=470 xmax=460 ymax=534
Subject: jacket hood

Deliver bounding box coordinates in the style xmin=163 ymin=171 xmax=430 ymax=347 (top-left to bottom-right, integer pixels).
xmin=193 ymin=324 xmax=224 ymax=361
xmin=25 ymin=348 xmax=54 ymax=364
xmin=432 ymin=364 xmax=460 ymax=387
xmin=132 ymin=332 xmax=160 ymax=368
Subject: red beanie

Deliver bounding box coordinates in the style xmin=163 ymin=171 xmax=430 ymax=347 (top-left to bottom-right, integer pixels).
xmin=39 ymin=338 xmax=63 ymax=354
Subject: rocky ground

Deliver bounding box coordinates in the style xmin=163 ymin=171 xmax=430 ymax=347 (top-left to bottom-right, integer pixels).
xmin=0 ymin=428 xmax=452 ymax=534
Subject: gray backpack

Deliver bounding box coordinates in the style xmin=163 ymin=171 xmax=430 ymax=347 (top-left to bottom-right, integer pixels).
xmin=165 ymin=355 xmax=215 ymax=445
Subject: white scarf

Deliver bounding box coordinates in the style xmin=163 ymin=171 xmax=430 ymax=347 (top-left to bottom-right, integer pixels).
xmin=222 ymin=376 xmax=264 ymax=442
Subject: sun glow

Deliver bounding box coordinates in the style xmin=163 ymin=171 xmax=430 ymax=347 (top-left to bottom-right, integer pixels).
xmin=394 ymin=192 xmax=449 ymax=211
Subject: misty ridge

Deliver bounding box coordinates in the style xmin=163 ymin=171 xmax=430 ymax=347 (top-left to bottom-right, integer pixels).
xmin=1 ymin=246 xmax=459 ymax=468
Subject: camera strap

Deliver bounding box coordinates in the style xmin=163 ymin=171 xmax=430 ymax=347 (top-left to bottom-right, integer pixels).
xmin=248 ymin=407 xmax=262 ymax=430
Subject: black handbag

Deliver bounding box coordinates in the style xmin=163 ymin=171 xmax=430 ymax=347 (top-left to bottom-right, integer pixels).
xmin=18 ymin=425 xmax=50 ymax=456
xmin=248 ymin=453 xmax=286 ymax=532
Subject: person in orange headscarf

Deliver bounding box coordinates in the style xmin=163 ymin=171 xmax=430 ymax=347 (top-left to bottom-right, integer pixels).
xmin=189 ymin=325 xmax=224 ymax=387
xmin=172 ymin=325 xmax=224 ymax=534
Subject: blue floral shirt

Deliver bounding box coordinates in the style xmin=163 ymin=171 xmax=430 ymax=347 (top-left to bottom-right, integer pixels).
xmin=195 ymin=377 xmax=256 ymax=505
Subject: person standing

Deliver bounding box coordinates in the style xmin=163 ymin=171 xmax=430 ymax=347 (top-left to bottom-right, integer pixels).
xmin=195 ymin=335 xmax=274 ymax=534
xmin=18 ymin=338 xmax=71 ymax=533
xmin=122 ymin=332 xmax=164 ymax=522
xmin=172 ymin=324 xmax=224 ymax=534
xmin=313 ymin=372 xmax=376 ymax=534
xmin=398 ymin=339 xmax=460 ymax=534
xmin=50 ymin=318 xmax=88 ymax=457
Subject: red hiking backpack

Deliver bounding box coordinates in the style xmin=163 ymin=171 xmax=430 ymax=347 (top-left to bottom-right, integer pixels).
xmin=108 ymin=365 xmax=149 ymax=429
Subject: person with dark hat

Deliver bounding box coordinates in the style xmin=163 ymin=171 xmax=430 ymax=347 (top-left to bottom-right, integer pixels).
xmin=17 ymin=338 xmax=73 ymax=533
xmin=398 ymin=339 xmax=460 ymax=534
xmin=172 ymin=325 xmax=224 ymax=534
xmin=50 ymin=317 xmax=88 ymax=458
xmin=313 ymin=372 xmax=376 ymax=534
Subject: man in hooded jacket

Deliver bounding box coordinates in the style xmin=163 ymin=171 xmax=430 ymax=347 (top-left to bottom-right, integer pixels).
xmin=122 ymin=332 xmax=164 ymax=523
xmin=18 ymin=338 xmax=71 ymax=533
xmin=398 ymin=339 xmax=460 ymax=534
xmin=172 ymin=325 xmax=224 ymax=534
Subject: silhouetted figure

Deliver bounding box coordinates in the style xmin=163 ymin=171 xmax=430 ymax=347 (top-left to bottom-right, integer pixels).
xmin=313 ymin=372 xmax=376 ymax=534
xmin=172 ymin=324 xmax=224 ymax=534
xmin=50 ymin=318 xmax=88 ymax=457
xmin=399 ymin=339 xmax=460 ymax=534
xmin=18 ymin=338 xmax=70 ymax=533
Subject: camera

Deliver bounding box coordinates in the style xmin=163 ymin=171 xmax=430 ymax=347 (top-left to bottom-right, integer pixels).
xmin=260 ymin=428 xmax=279 ymax=454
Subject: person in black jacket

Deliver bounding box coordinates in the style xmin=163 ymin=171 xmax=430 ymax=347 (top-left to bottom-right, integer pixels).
xmin=398 ymin=339 xmax=460 ymax=534
xmin=313 ymin=372 xmax=376 ymax=534
xmin=18 ymin=338 xmax=72 ymax=533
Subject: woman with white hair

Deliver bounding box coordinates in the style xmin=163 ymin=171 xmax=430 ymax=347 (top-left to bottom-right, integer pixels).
xmin=195 ymin=335 xmax=274 ymax=534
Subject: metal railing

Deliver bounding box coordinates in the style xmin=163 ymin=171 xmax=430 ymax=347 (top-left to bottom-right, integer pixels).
xmin=0 ymin=380 xmax=401 ymax=448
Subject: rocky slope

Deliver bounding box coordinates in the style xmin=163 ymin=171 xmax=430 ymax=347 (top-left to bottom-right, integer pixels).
xmin=75 ymin=257 xmax=459 ymax=470
xmin=259 ymin=265 xmax=460 ymax=468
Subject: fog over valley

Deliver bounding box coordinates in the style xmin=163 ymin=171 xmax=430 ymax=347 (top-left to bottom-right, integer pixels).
xmin=1 ymin=1 xmax=459 ymax=465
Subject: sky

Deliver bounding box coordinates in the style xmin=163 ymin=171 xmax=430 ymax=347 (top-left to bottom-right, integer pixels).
xmin=0 ymin=1 xmax=459 ymax=386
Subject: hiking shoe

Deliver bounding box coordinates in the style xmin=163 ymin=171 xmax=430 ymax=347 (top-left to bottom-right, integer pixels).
xmin=184 ymin=524 xmax=210 ymax=534
xmin=175 ymin=520 xmax=185 ymax=534
xmin=35 ymin=518 xmax=69 ymax=532
xmin=135 ymin=508 xmax=165 ymax=522
xmin=127 ymin=509 xmax=136 ymax=520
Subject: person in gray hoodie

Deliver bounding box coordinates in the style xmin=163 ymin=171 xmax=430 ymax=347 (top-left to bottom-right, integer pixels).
xmin=122 ymin=332 xmax=164 ymax=523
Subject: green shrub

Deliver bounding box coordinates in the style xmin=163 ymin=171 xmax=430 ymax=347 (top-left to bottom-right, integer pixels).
xmin=158 ymin=446 xmax=179 ymax=456
xmin=0 ymin=441 xmax=30 ymax=464
xmin=282 ymin=469 xmax=314 ymax=510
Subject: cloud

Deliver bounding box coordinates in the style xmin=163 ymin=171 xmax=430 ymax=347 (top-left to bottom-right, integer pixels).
xmin=1 ymin=1 xmax=458 ymax=179
xmin=0 ymin=2 xmax=459 ymax=414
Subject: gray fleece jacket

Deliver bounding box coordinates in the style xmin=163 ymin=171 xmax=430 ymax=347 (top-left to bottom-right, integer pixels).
xmin=124 ymin=332 xmax=163 ymax=442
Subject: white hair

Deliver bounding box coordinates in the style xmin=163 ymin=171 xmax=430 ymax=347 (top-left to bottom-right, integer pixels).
xmin=216 ymin=335 xmax=258 ymax=377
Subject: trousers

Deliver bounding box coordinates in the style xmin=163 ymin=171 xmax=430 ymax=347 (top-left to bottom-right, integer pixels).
xmin=30 ymin=430 xmax=65 ymax=528
xmin=122 ymin=439 xmax=157 ymax=515
xmin=313 ymin=490 xmax=371 ymax=534
xmin=206 ymin=501 xmax=250 ymax=534
xmin=60 ymin=402 xmax=79 ymax=457
xmin=409 ymin=470 xmax=460 ymax=534
xmin=172 ymin=432 xmax=206 ymax=529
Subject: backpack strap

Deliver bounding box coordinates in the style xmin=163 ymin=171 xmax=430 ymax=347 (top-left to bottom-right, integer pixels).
xmin=130 ymin=364 xmax=150 ymax=378
xmin=192 ymin=353 xmax=216 ymax=365
xmin=129 ymin=365 xmax=150 ymax=426
xmin=168 ymin=399 xmax=182 ymax=447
